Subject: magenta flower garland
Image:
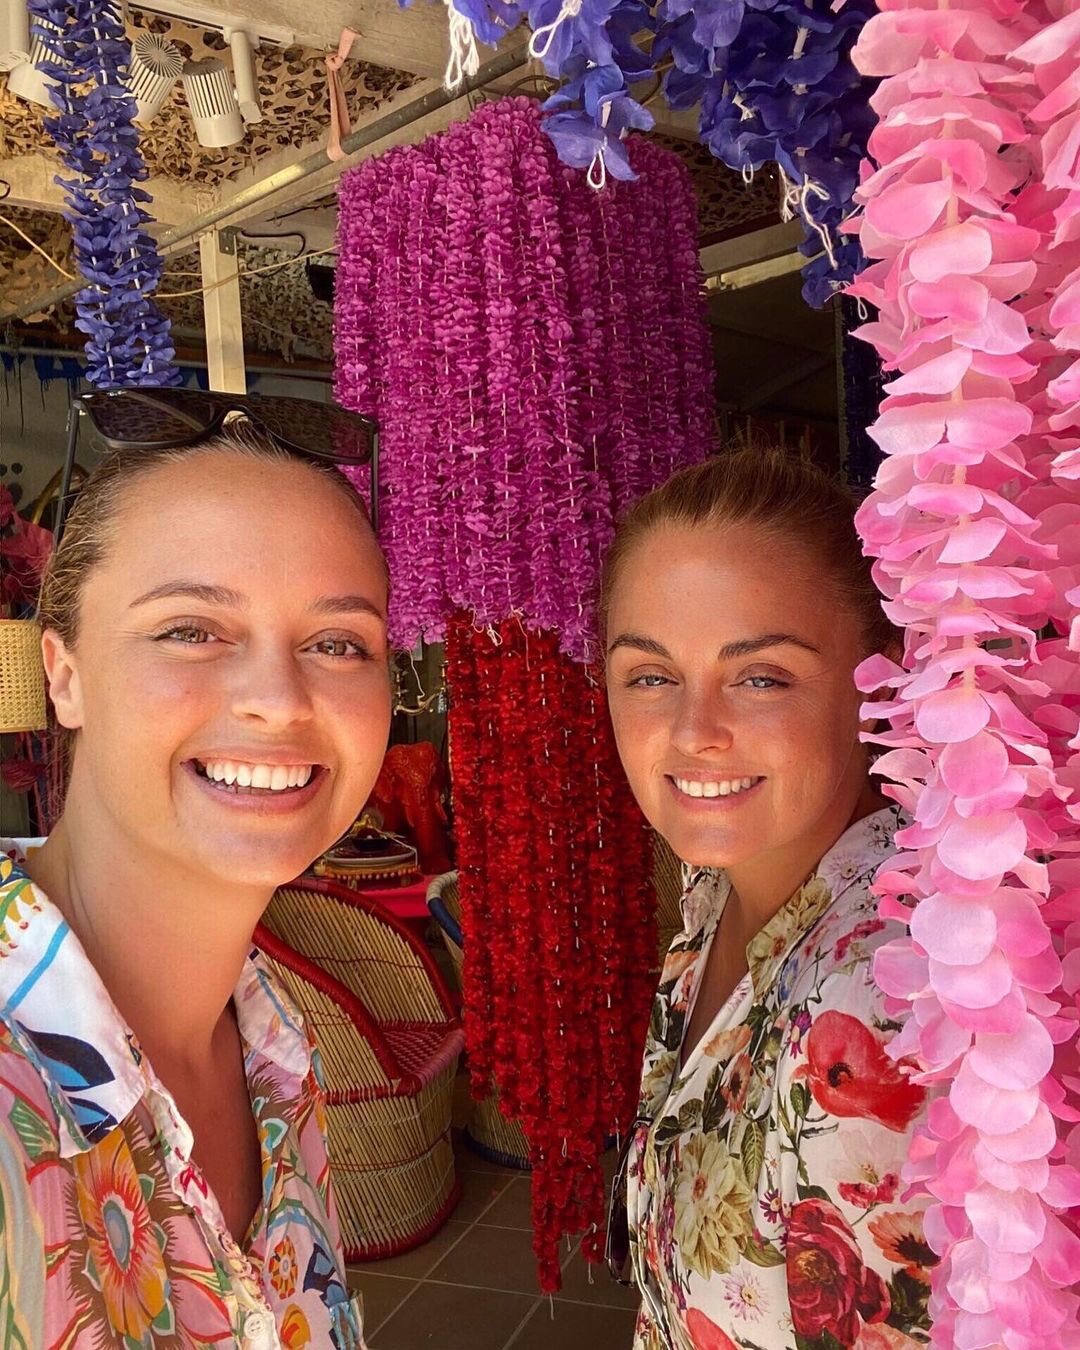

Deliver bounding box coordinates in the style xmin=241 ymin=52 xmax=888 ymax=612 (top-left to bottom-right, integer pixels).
xmin=334 ymin=97 xmax=715 ymax=660
xmin=848 ymin=1 xmax=1080 ymax=1343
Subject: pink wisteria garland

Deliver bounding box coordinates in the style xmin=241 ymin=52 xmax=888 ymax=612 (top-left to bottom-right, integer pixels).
xmin=848 ymin=1 xmax=1080 ymax=1346
xmin=334 ymin=98 xmax=714 ymax=660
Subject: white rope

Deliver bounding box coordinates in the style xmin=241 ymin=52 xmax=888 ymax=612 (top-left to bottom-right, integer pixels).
xmin=528 ymin=0 xmax=584 ymax=61
xmin=444 ymin=0 xmax=480 ymax=90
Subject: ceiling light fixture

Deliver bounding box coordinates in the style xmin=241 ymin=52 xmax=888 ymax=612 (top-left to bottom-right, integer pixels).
xmin=2 ymin=1 xmax=63 ymax=108
xmin=128 ymin=30 xmax=183 ymax=124
xmin=181 ymin=56 xmax=245 ymax=147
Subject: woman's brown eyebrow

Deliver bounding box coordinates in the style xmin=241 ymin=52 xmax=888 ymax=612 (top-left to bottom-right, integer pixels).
xmin=607 ymin=632 xmax=821 ymax=659
xmin=607 ymin=633 xmax=673 ymax=658
xmin=310 ymin=594 xmax=385 ymax=620
xmin=130 ymin=581 xmax=243 ymax=608
xmin=718 ymin=633 xmax=821 ymax=659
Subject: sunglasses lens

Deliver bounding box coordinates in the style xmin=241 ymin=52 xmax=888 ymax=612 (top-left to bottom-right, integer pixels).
xmin=83 ymin=389 xmax=220 ymax=446
xmin=246 ymin=396 xmax=375 ymax=465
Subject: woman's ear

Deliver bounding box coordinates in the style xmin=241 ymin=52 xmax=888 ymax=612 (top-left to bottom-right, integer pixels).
xmin=42 ymin=629 xmax=84 ymax=730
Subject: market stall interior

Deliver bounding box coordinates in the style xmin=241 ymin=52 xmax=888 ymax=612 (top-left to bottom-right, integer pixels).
xmin=3 ymin=0 xmax=1080 ymax=1346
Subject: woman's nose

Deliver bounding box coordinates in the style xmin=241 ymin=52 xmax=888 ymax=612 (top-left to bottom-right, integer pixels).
xmin=668 ymin=689 xmax=735 ymax=757
xmin=230 ymin=647 xmax=316 ymax=728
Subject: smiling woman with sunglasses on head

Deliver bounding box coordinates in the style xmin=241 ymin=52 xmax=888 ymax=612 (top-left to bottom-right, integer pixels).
xmin=603 ymin=448 xmax=937 ymax=1350
xmin=0 ymin=398 xmax=386 ymax=1349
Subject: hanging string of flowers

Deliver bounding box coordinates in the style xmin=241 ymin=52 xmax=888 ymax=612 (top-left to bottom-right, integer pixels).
xmin=412 ymin=0 xmax=879 ymax=305
xmin=335 ymin=97 xmax=714 ymax=662
xmin=848 ymin=1 xmax=1080 ymax=1342
xmin=336 ymin=98 xmax=713 ymax=1287
xmin=446 ymin=615 xmax=656 ymax=1290
xmin=29 ymin=0 xmax=178 ymax=387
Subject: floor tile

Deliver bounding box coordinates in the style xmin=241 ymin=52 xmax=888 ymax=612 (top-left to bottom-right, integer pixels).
xmin=427 ymin=1220 xmax=546 ymax=1295
xmin=354 ymin=1220 xmax=471 ymax=1280
xmin=345 ymin=1271 xmax=418 ymax=1339
xmin=555 ymin=1249 xmax=643 ymax=1311
xmin=371 ymin=1281 xmax=536 ymax=1350
xmin=508 ymin=1299 xmax=638 ymax=1350
xmin=453 ymin=1167 xmax=514 ymax=1224
xmin=475 ymin=1177 xmax=533 ymax=1230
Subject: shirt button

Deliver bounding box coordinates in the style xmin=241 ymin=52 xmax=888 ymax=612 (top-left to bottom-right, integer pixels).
xmin=242 ymin=1309 xmax=277 ymax=1349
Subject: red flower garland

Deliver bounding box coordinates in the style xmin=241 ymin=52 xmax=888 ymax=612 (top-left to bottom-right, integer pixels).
xmin=447 ymin=615 xmax=656 ymax=1290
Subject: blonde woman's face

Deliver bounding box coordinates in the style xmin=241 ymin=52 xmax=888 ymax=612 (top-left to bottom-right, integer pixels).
xmin=604 ymin=523 xmax=869 ymax=870
xmin=47 ymin=452 xmax=392 ymax=891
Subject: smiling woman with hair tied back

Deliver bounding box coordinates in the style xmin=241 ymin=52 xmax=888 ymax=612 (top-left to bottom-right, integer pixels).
xmin=601 ymin=447 xmax=938 ymax=1350
xmin=0 ymin=420 xmax=390 ymax=1347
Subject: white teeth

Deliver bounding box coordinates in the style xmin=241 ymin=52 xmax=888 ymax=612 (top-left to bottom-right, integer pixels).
xmin=199 ymin=759 xmax=316 ymax=790
xmin=673 ymin=776 xmax=758 ymax=799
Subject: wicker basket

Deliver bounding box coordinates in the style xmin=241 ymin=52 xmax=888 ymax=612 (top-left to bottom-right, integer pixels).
xmin=0 ymin=620 xmax=47 ymax=733
xmin=256 ymin=878 xmax=464 ymax=1261
xmin=426 ymin=872 xmax=534 ymax=1170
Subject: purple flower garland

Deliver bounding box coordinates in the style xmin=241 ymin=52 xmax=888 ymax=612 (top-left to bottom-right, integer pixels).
xmin=29 ymin=0 xmax=178 ymax=387
xmin=409 ymin=0 xmax=878 ymax=306
xmin=334 ymin=97 xmax=714 ymax=660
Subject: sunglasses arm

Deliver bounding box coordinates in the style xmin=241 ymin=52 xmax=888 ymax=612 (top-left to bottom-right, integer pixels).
xmin=54 ymin=400 xmax=83 ymax=542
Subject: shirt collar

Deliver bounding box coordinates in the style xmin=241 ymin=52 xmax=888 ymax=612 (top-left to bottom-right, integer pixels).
xmin=0 ymin=843 xmax=312 ymax=1157
xmin=679 ymin=805 xmax=903 ymax=998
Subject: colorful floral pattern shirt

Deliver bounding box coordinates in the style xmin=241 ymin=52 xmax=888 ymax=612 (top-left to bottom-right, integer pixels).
xmin=628 ymin=807 xmax=938 ymax=1350
xmin=0 ymin=844 xmax=365 ymax=1350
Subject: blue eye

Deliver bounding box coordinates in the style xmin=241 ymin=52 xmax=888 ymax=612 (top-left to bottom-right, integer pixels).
xmin=628 ymin=673 xmax=672 ymax=689
xmin=741 ymin=676 xmax=786 ymax=690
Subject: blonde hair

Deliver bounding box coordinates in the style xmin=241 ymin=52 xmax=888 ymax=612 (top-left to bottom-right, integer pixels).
xmin=600 ymin=446 xmax=895 ymax=654
xmin=38 ymin=424 xmax=381 ymax=803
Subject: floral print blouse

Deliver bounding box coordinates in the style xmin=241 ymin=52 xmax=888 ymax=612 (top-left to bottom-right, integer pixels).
xmin=0 ymin=844 xmax=365 ymax=1350
xmin=628 ymin=807 xmax=938 ymax=1350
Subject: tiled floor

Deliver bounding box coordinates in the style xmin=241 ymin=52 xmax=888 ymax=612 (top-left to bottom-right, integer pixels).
xmin=346 ymin=1131 xmax=640 ymax=1350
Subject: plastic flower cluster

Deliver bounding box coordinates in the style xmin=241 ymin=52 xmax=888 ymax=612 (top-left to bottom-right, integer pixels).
xmin=848 ymin=0 xmax=1080 ymax=1342
xmin=410 ymin=0 xmax=879 ymax=305
xmin=446 ymin=615 xmax=656 ymax=1292
xmin=29 ymin=0 xmax=178 ymax=388
xmin=335 ymin=98 xmax=714 ymax=661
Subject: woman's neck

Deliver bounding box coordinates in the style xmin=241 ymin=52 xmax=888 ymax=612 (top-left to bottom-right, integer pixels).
xmin=25 ymin=809 xmax=269 ymax=1074
xmin=723 ymin=776 xmax=886 ymax=947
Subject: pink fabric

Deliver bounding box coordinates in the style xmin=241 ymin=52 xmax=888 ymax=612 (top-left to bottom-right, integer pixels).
xmin=848 ymin=1 xmax=1080 ymax=1343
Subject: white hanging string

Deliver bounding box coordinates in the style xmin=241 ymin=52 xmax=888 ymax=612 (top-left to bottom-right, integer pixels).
xmin=528 ymin=0 xmax=584 ymax=61
xmin=444 ymin=0 xmax=480 ymax=90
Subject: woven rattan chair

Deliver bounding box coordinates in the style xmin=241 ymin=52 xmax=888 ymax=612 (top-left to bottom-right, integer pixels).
xmin=426 ymin=872 xmax=534 ymax=1170
xmin=255 ymin=877 xmax=465 ymax=1260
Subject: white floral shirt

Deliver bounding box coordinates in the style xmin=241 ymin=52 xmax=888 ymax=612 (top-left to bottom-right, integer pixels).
xmin=628 ymin=807 xmax=938 ymax=1350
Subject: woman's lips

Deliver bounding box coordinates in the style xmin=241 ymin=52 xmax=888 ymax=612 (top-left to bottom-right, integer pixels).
xmin=665 ymin=774 xmax=765 ymax=809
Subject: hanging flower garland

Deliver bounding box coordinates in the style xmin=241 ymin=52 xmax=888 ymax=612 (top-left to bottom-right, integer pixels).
xmin=446 ymin=615 xmax=656 ymax=1290
xmin=29 ymin=0 xmax=178 ymax=388
xmin=336 ymin=98 xmax=713 ymax=661
xmin=848 ymin=1 xmax=1080 ymax=1342
xmin=412 ymin=0 xmax=879 ymax=305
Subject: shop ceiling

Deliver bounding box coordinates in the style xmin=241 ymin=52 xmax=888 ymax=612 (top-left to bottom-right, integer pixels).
xmin=1 ymin=2 xmax=832 ymax=423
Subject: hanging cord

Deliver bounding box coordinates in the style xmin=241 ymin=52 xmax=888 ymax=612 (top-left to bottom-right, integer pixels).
xmin=444 ymin=0 xmax=480 ymax=90
xmin=326 ymin=28 xmax=361 ymax=162
xmin=528 ymin=0 xmax=583 ymax=61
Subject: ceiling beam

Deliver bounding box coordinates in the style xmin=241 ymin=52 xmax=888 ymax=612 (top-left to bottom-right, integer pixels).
xmin=0 ymin=151 xmax=208 ymax=224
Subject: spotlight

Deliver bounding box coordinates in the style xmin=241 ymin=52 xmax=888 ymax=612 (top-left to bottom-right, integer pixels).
xmin=128 ymin=30 xmax=183 ymax=124
xmin=181 ymin=57 xmax=244 ymax=148
xmin=2 ymin=3 xmax=63 ymax=109
xmin=225 ymin=27 xmax=262 ymax=125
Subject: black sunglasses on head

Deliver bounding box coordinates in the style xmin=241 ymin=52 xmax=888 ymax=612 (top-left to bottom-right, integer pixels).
xmin=55 ymin=388 xmax=380 ymax=538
